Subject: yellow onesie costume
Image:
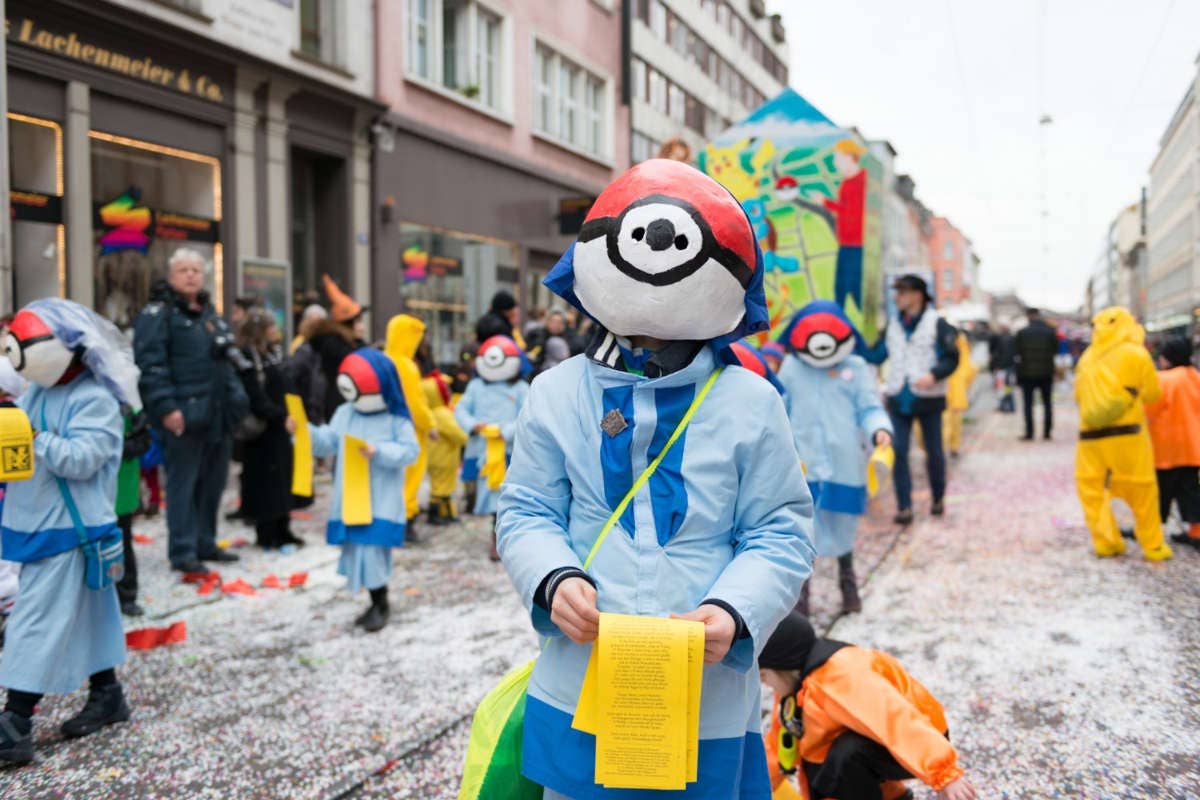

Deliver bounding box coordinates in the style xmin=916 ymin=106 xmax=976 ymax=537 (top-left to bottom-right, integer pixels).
xmin=422 ymin=375 xmax=468 ymax=522
xmin=385 ymin=315 xmax=436 ymax=528
xmin=1074 ymin=307 xmax=1172 ymax=560
xmin=943 ymin=332 xmax=977 ymax=455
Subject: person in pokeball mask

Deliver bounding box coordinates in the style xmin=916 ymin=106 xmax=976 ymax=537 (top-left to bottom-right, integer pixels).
xmin=496 ymin=159 xmax=814 ymax=799
xmin=306 ymin=348 xmax=419 ymax=632
xmin=0 ymin=299 xmax=142 ymax=765
xmin=453 ymin=335 xmax=530 ymax=561
xmin=776 ymin=301 xmax=893 ymax=617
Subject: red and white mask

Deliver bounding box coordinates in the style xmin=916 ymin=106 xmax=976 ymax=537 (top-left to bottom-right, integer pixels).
xmin=337 ymin=353 xmax=386 ymax=413
xmin=571 ymin=159 xmax=756 ymax=341
xmin=789 ymin=311 xmax=857 ymax=369
xmin=476 ymin=336 xmax=522 ymax=383
xmin=4 ymin=309 xmax=76 ymax=387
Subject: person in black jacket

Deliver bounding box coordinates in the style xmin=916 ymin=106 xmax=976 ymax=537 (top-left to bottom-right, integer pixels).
xmin=1014 ymin=308 xmax=1059 ymax=441
xmin=236 ymin=309 xmax=304 ymax=550
xmin=474 ymin=290 xmax=521 ymax=346
xmin=133 ymin=249 xmax=249 ymax=574
xmin=987 ymin=324 xmax=1017 ymax=413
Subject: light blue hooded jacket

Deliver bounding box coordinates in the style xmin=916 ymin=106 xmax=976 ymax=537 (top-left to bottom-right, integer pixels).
xmin=453 ymin=377 xmax=528 ymax=514
xmin=1 ymin=375 xmax=122 ymax=562
xmin=497 ymin=346 xmax=814 ymax=800
xmin=776 ymin=353 xmax=892 ymax=517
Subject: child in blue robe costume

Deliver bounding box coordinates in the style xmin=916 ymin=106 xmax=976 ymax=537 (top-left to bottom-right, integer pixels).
xmin=0 ymin=299 xmax=143 ymax=765
xmin=775 ymin=301 xmax=893 ymax=616
xmin=497 ymin=159 xmax=815 ymax=800
xmin=453 ymin=335 xmax=529 ymax=560
xmin=308 ymin=348 xmax=419 ymax=633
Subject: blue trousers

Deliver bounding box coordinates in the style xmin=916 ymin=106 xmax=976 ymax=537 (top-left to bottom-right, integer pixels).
xmin=164 ymin=433 xmax=232 ymax=566
xmin=834 ymin=245 xmax=864 ymax=310
xmin=889 ymin=407 xmax=946 ymax=511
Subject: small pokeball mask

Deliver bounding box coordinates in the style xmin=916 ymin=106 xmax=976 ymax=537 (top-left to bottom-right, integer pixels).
xmin=476 ymin=336 xmax=523 ymax=383
xmin=4 ymin=309 xmax=77 ymax=387
xmin=567 ymin=159 xmax=759 ymax=342
xmin=784 ymin=304 xmax=860 ymax=369
xmin=337 ymin=353 xmax=386 ymax=413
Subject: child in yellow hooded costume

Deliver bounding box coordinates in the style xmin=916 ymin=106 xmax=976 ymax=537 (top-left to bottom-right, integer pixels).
xmin=385 ymin=316 xmax=436 ymax=537
xmin=1074 ymin=306 xmax=1172 ymax=561
xmin=943 ymin=331 xmax=977 ymax=457
xmin=421 ymin=372 xmax=467 ymax=525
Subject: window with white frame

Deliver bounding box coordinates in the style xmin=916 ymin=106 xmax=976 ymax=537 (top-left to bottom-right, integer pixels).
xmin=632 ymin=130 xmax=658 ymax=163
xmin=533 ymin=42 xmax=609 ymax=158
xmin=299 ymin=0 xmax=343 ymax=66
xmin=406 ymin=0 xmax=507 ymax=112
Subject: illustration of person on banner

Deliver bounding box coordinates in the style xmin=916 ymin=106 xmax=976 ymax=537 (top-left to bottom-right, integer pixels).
xmin=495 ymin=158 xmax=815 ymax=799
xmin=0 ymin=299 xmax=142 ymax=765
xmin=776 ymin=301 xmax=892 ymax=617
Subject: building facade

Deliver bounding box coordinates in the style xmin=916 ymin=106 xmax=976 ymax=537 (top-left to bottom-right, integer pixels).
xmin=629 ymin=0 xmax=788 ymax=162
xmin=372 ymin=0 xmax=630 ymax=364
xmin=4 ymin=0 xmax=381 ymax=336
xmin=1145 ymin=57 xmax=1200 ymax=333
xmin=928 ymin=215 xmax=971 ymax=305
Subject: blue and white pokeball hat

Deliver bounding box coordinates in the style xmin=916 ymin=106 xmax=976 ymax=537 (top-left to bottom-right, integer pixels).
xmin=545 ymin=159 xmax=768 ymax=353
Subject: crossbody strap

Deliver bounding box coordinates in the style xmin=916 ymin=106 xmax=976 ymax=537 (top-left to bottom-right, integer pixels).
xmin=39 ymin=398 xmax=89 ymax=547
xmin=581 ymin=368 xmax=722 ymax=571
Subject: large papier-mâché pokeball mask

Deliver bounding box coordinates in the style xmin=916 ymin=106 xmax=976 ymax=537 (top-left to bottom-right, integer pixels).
xmin=476 ymin=336 xmax=522 ymax=383
xmin=571 ymin=159 xmax=757 ymax=342
xmin=4 ymin=309 xmax=76 ymax=387
xmin=787 ymin=310 xmax=857 ymax=369
xmin=338 ymin=352 xmax=386 ymax=413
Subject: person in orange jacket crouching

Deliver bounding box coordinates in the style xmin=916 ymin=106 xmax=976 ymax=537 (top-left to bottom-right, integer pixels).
xmin=760 ymin=612 xmax=976 ymax=800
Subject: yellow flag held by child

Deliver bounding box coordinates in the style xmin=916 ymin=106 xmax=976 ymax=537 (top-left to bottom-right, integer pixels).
xmin=285 ymin=394 xmax=312 ymax=498
xmin=480 ymin=424 xmax=507 ymax=491
xmin=866 ymin=444 xmax=894 ymax=498
xmin=342 ymin=434 xmax=373 ymax=525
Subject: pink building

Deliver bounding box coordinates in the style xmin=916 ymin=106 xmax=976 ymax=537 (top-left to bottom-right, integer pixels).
xmin=372 ymin=0 xmax=630 ymax=363
xmin=928 ymin=216 xmax=971 ymax=305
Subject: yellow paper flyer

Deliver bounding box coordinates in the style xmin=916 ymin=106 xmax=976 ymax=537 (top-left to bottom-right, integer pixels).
xmin=341 ymin=434 xmax=373 ymax=526
xmin=285 ymin=394 xmax=313 ymax=498
xmin=571 ymin=643 xmax=601 ymax=735
xmin=593 ymin=613 xmax=691 ymax=790
xmin=684 ymin=620 xmax=704 ymax=782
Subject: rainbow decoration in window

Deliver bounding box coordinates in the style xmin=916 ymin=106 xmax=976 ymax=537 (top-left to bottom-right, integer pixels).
xmin=402 ymin=244 xmax=429 ymax=284
xmin=97 ymin=188 xmax=152 ymax=255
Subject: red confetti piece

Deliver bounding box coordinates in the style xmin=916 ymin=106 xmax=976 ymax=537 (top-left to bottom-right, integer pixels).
xmin=262 ymin=574 xmax=283 ymax=589
xmin=221 ymin=578 xmax=257 ymax=596
xmin=196 ymin=575 xmax=221 ymax=596
xmin=125 ymin=621 xmax=187 ymax=651
xmin=133 ymin=534 xmax=154 ymax=544
xmin=287 ymin=572 xmax=308 ymax=588
xmin=230 ymin=537 xmax=250 ymax=548
xmin=290 ymin=510 xmax=314 ymax=521
xmin=181 ymin=571 xmax=219 ymax=585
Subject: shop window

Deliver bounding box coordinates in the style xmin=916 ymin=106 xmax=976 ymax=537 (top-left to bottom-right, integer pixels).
xmin=89 ymin=132 xmax=222 ymax=329
xmin=397 ymin=222 xmax=519 ymax=367
xmin=7 ymin=114 xmax=64 ymax=307
xmin=298 ymin=0 xmax=342 ymax=67
xmin=533 ymin=42 xmax=611 ymax=158
xmin=407 ymin=0 xmax=508 ymax=113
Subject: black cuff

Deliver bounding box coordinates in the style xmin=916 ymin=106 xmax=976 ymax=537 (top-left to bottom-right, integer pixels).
xmin=534 ymin=567 xmax=593 ymax=611
xmin=700 ymin=598 xmax=750 ymax=640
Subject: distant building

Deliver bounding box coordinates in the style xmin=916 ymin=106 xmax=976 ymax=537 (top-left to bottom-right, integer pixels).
xmin=629 ymin=0 xmax=789 ymax=161
xmin=868 ymin=139 xmax=907 ymax=280
xmin=928 ymin=216 xmax=972 ymax=305
xmin=1146 ymin=56 xmax=1200 ymax=333
xmin=1090 ymin=198 xmax=1148 ymax=321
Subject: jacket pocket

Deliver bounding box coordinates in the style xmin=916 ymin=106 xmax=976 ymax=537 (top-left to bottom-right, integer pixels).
xmin=181 ymin=394 xmax=212 ymax=432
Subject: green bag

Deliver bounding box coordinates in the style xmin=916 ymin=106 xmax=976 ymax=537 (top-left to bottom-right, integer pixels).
xmin=457 ymin=369 xmax=723 ymax=800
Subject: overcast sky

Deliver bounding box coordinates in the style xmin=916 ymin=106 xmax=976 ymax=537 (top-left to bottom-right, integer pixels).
xmin=770 ymin=0 xmax=1200 ymax=312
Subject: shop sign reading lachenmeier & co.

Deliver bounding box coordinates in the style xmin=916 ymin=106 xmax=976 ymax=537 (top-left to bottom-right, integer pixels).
xmin=5 ymin=16 xmax=225 ymax=103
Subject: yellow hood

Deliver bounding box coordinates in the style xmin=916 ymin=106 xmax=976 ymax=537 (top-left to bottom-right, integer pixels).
xmin=421 ymin=376 xmax=447 ymax=409
xmin=1090 ymin=306 xmax=1142 ymax=353
xmin=386 ymin=314 xmax=425 ymax=361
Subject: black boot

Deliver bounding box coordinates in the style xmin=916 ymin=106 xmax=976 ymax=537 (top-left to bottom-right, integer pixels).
xmin=489 ymin=515 xmax=501 ymax=562
xmin=360 ymin=587 xmax=390 ymax=633
xmin=794 ymin=580 xmax=810 ymax=617
xmin=406 ymin=515 xmax=422 ymax=544
xmin=61 ymin=681 xmax=130 ymax=739
xmin=0 ymin=710 xmax=33 ymax=765
xmin=838 ymin=554 xmax=862 ymax=614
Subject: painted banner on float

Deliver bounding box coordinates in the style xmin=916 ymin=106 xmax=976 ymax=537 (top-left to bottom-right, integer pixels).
xmin=699 ymin=88 xmax=884 ymax=343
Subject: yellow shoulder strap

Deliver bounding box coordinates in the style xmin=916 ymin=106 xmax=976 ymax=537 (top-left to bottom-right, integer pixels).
xmin=582 ymin=368 xmax=723 ymax=571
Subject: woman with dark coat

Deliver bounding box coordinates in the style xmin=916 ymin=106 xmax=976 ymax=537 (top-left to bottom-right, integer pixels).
xmin=236 ymin=309 xmax=303 ymax=550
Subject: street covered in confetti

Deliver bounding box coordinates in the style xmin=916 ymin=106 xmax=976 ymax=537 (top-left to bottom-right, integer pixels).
xmin=0 ymin=385 xmax=1194 ymax=800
